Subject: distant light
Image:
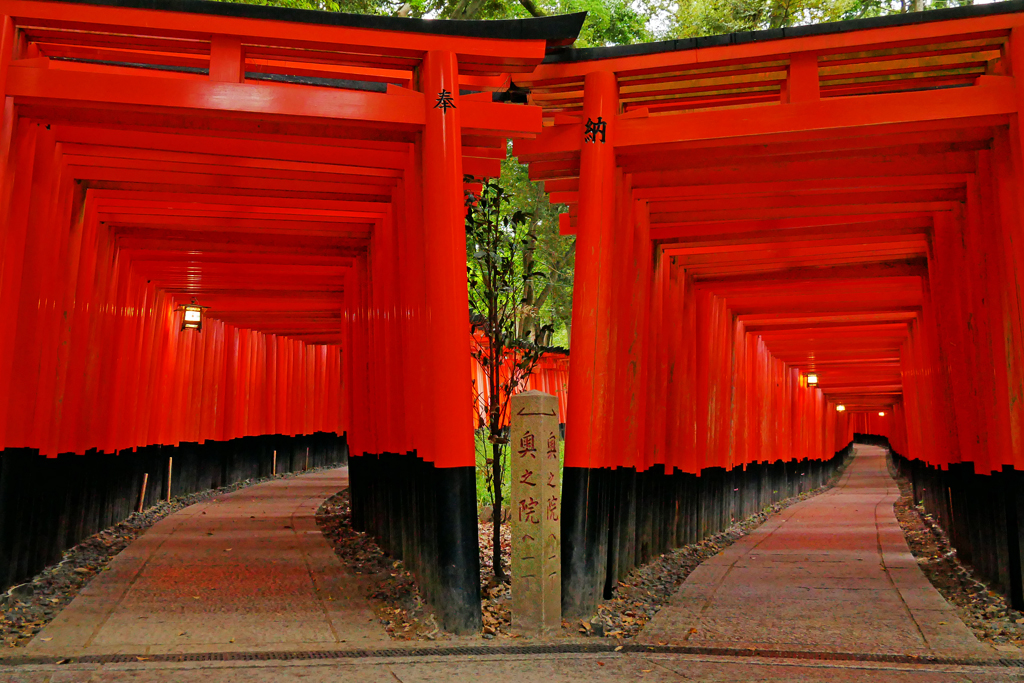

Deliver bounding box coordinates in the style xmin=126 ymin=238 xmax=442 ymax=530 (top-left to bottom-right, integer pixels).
xmin=836 ymin=404 xmax=846 ymax=412
xmin=806 ymin=373 xmax=818 ymax=386
xmin=879 ymin=411 xmax=886 ymax=417
xmin=180 ymin=300 xmax=205 ymax=332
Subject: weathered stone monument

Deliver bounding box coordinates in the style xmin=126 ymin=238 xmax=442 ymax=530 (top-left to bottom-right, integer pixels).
xmin=510 ymin=390 xmax=562 ymax=634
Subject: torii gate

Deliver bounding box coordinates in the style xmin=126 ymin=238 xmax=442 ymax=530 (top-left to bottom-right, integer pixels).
xmin=5 ymin=0 xmax=1024 ymax=634
xmin=515 ymin=2 xmax=1024 ymax=615
xmin=0 ymin=0 xmax=583 ymax=631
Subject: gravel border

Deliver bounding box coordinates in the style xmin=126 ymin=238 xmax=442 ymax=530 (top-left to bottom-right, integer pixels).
xmin=317 ymin=459 xmax=851 ymax=641
xmin=316 ymin=490 xmax=447 ymax=640
xmin=0 ymin=464 xmax=341 ymax=649
xmin=888 ymin=456 xmax=1024 ymax=650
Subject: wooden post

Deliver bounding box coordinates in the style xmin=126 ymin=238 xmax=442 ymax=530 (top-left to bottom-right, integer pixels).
xmin=305 ymin=446 xmax=309 ymax=471
xmin=137 ymin=473 xmax=148 ymax=513
xmin=166 ymin=457 xmax=172 ymax=502
xmin=272 ymin=449 xmax=277 ymax=476
xmin=510 ymin=390 xmax=561 ymax=635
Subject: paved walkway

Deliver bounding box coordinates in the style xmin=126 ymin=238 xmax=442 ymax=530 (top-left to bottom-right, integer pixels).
xmin=25 ymin=468 xmax=388 ymax=656
xmin=7 ymin=447 xmax=1016 ymax=681
xmin=641 ymin=445 xmax=992 ymax=656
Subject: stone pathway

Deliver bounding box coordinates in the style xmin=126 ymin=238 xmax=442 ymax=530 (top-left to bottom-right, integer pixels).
xmin=24 ymin=468 xmax=387 ymax=656
xmin=640 ymin=445 xmax=992 ymax=656
xmin=4 ymin=446 xmax=1022 ymax=681
xmin=0 ymin=650 xmax=1021 ymax=682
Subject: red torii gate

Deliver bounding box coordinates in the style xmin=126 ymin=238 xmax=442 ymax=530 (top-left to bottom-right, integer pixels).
xmin=5 ymin=0 xmax=1024 ymax=632
xmin=515 ymin=2 xmax=1024 ymax=614
xmin=0 ymin=0 xmax=582 ymax=630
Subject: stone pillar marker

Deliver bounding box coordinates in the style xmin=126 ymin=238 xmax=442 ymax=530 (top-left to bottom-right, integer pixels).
xmin=510 ymin=390 xmax=561 ymax=635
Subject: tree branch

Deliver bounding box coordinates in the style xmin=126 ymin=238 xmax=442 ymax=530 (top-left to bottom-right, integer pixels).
xmin=518 ymin=0 xmax=547 ymax=17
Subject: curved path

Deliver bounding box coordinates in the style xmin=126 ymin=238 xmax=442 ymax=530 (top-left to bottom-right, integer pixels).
xmin=2 ymin=448 xmax=1021 ymax=680
xmin=641 ymin=445 xmax=994 ymax=656
xmin=25 ymin=468 xmax=388 ymax=656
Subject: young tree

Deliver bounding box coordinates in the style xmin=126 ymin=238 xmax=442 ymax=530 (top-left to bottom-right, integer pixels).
xmin=466 ymin=177 xmax=549 ymax=582
xmin=498 ymin=156 xmax=575 ymax=348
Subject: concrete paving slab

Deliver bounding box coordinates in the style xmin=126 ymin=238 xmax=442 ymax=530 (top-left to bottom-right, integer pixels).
xmin=24 ymin=468 xmax=387 ymax=656
xmin=640 ymin=446 xmax=992 ymax=657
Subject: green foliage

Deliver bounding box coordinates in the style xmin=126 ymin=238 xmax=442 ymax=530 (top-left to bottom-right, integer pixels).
xmin=214 ymin=0 xmax=403 ymax=13
xmin=466 ymin=177 xmax=549 ymax=578
xmin=497 ymin=153 xmax=574 ymax=347
xmin=542 ymin=0 xmax=661 ymax=46
xmin=667 ymin=0 xmax=975 ymax=38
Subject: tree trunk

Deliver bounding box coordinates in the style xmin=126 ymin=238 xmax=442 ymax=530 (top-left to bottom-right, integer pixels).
xmin=491 ymin=438 xmax=505 ymax=581
xmin=521 ymin=218 xmax=538 ymax=341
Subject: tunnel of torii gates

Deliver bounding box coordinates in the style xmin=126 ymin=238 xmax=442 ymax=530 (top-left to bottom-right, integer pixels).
xmin=3 ymin=0 xmax=1024 ymax=634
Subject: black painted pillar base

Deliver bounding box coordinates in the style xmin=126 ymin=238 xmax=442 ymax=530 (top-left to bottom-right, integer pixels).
xmin=433 ymin=466 xmax=483 ymax=633
xmin=348 ymin=452 xmax=482 ymax=634
xmin=887 ymin=449 xmax=1024 ymax=613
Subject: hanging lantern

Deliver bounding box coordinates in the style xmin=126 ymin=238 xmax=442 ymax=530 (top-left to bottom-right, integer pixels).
xmin=179 ymin=299 xmax=206 ymax=332
xmin=878 ymin=411 xmax=886 ymax=417
xmin=806 ymin=373 xmax=818 ymax=387
xmin=836 ymin=404 xmax=846 ymax=412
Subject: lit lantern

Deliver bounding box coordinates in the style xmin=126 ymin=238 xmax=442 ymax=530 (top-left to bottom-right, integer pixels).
xmin=836 ymin=404 xmax=846 ymax=412
xmin=180 ymin=299 xmax=206 ymax=332
xmin=806 ymin=373 xmax=818 ymax=387
xmin=878 ymin=411 xmax=886 ymax=417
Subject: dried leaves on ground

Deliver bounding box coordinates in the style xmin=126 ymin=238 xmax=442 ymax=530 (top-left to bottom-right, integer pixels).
xmin=890 ymin=463 xmax=1024 ymax=649
xmin=0 ymin=466 xmax=336 ymax=649
xmin=316 ymin=490 xmax=445 ymax=641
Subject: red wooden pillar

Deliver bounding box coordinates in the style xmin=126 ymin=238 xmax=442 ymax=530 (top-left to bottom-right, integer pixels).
xmin=562 ymin=69 xmax=619 ymax=618
xmin=564 ymin=70 xmax=618 ymax=472
xmin=645 ymin=250 xmax=669 ymax=472
xmin=620 ymin=198 xmax=653 ymax=471
xmin=931 ymin=208 xmax=982 ymax=470
xmin=609 ymin=173 xmax=637 ymax=470
xmin=4 ymin=125 xmax=61 ymax=449
xmin=399 ymin=154 xmax=427 ymax=457
xmin=663 ymin=261 xmax=684 ymax=471
xmin=417 ymin=50 xmax=479 ymax=633
xmin=419 ymin=50 xmax=473 ymax=469
xmin=991 ymin=128 xmax=1024 ymax=469
xmin=0 ymin=119 xmax=35 ymax=451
